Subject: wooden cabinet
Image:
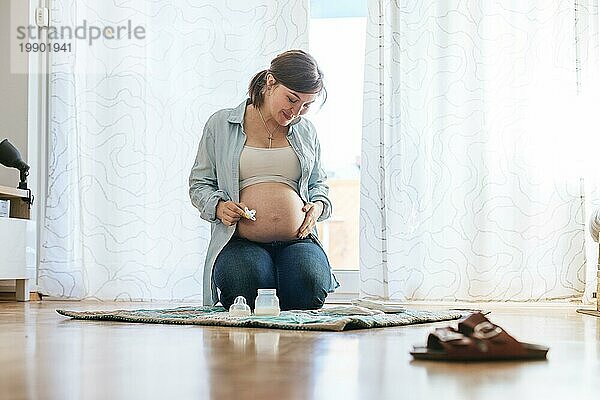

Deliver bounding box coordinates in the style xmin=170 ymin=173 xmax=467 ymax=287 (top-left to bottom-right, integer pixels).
xmin=0 ymin=184 xmax=35 ymax=301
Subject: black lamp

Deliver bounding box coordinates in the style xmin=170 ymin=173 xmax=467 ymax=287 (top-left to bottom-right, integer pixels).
xmin=0 ymin=139 xmax=33 ymax=206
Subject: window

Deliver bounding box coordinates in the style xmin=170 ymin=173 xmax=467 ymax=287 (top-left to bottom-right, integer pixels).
xmin=309 ymin=0 xmax=366 ymax=272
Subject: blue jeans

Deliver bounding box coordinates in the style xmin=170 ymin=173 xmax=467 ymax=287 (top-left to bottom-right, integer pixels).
xmin=213 ymin=236 xmax=334 ymax=311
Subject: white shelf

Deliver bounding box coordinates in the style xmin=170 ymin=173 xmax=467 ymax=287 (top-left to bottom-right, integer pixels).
xmin=0 ymin=218 xmax=36 ymax=300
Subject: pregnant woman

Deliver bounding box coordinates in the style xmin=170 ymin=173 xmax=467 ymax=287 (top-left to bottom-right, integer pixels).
xmin=189 ymin=50 xmax=339 ymax=310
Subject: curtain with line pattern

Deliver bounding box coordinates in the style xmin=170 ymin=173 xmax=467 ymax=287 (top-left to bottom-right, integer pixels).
xmin=360 ymin=0 xmax=600 ymax=302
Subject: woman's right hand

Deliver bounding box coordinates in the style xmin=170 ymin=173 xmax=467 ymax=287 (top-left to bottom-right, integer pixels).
xmin=216 ymin=200 xmax=248 ymax=226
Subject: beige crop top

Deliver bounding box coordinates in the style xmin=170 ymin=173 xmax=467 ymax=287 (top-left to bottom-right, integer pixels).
xmin=239 ymin=145 xmax=301 ymax=191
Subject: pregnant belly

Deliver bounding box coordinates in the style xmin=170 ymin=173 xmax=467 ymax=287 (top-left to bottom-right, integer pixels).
xmin=236 ymin=182 xmax=306 ymax=243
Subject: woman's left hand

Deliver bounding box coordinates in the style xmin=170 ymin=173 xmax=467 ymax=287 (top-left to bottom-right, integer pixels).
xmin=298 ymin=201 xmax=324 ymax=238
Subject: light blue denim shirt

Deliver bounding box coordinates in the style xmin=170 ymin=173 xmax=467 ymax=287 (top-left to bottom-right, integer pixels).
xmin=189 ymin=99 xmax=339 ymax=305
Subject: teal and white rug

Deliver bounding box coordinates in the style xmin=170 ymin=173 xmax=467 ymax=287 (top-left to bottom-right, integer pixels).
xmin=56 ymin=306 xmax=471 ymax=332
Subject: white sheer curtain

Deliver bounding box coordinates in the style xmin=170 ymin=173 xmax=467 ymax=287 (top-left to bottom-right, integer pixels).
xmin=360 ymin=0 xmax=600 ymax=302
xmin=40 ymin=0 xmax=309 ymax=300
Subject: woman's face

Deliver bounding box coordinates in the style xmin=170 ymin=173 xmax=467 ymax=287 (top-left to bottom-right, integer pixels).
xmin=265 ymin=74 xmax=318 ymax=126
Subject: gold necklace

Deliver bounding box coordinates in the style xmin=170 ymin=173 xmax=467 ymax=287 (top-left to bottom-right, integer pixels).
xmin=256 ymin=106 xmax=278 ymax=149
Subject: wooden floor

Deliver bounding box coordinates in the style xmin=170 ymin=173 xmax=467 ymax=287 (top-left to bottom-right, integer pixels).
xmin=0 ymin=300 xmax=599 ymax=400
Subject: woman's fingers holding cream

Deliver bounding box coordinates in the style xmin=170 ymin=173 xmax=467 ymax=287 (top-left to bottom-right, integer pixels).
xmin=223 ymin=208 xmax=238 ymax=218
xmin=232 ymin=203 xmax=247 ymax=217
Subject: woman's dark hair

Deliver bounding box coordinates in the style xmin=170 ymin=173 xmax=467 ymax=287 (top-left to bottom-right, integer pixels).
xmin=248 ymin=49 xmax=327 ymax=108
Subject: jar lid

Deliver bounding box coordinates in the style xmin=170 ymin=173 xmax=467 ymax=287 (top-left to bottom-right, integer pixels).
xmin=257 ymin=288 xmax=277 ymax=295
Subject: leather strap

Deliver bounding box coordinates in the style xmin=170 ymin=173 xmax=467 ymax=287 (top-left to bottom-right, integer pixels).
xmin=426 ymin=313 xmax=529 ymax=359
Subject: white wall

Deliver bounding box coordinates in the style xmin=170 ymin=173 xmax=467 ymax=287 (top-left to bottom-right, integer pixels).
xmin=0 ymin=0 xmax=29 ymax=187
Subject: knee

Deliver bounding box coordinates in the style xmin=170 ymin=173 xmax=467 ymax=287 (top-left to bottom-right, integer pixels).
xmin=281 ymin=286 xmax=328 ymax=311
xmin=298 ymin=266 xmax=329 ymax=293
xmin=280 ymin=266 xmax=330 ymax=311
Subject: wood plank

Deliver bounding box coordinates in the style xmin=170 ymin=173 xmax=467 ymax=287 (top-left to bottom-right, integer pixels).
xmin=0 ymin=301 xmax=593 ymax=399
xmin=0 ymin=184 xmax=29 ymax=199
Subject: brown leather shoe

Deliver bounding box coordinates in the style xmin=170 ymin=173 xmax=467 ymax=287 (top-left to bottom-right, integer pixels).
xmin=410 ymin=313 xmax=549 ymax=361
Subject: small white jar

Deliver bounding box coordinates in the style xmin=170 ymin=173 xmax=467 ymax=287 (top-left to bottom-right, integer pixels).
xmin=254 ymin=288 xmax=280 ymax=316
